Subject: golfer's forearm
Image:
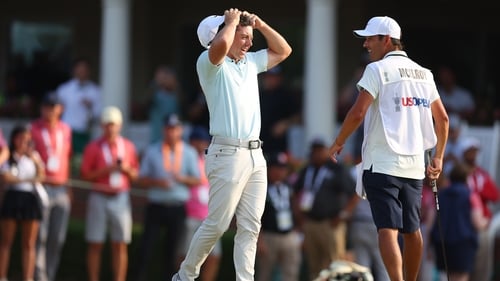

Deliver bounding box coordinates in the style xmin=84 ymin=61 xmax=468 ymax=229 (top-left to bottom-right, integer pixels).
xmin=258 ymin=23 xmax=292 ymax=58
xmin=433 ymin=122 xmax=448 ymax=160
xmin=431 ymin=100 xmax=449 ymax=160
xmin=335 ymin=109 xmax=364 ymax=146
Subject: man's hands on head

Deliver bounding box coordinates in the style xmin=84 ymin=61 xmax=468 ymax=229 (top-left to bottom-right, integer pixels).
xmin=241 ymin=11 xmax=265 ymax=29
xmin=224 ymin=8 xmax=265 ymax=29
xmin=224 ymin=8 xmax=241 ymax=27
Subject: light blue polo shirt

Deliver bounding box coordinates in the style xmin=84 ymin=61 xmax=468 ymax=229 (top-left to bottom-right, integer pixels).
xmin=139 ymin=141 xmax=200 ymax=204
xmin=196 ymin=49 xmax=268 ymax=139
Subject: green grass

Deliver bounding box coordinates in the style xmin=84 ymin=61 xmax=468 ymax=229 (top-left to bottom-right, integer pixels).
xmin=6 ymin=219 xmax=238 ymax=281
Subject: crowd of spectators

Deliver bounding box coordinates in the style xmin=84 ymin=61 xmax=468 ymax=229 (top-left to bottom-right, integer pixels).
xmin=0 ymin=60 xmax=499 ymax=281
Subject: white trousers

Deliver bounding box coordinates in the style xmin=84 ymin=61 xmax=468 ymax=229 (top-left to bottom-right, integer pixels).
xmin=179 ymin=142 xmax=267 ymax=281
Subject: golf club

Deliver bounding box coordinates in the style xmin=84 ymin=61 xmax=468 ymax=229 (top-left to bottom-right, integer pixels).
xmin=425 ymin=149 xmax=449 ymax=281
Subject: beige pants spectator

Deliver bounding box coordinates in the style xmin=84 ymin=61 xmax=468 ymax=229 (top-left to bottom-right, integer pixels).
xmin=303 ymin=219 xmax=347 ymax=280
xmin=256 ymin=231 xmax=302 ymax=281
xmin=470 ymin=228 xmax=492 ymax=281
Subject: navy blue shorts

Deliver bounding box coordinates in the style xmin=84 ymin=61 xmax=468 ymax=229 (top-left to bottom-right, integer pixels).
xmin=363 ymin=169 xmax=422 ymax=233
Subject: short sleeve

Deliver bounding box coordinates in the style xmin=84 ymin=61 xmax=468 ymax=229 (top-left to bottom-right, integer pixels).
xmin=139 ymin=147 xmax=154 ymax=176
xmin=252 ymin=49 xmax=269 ymax=74
xmin=357 ymin=64 xmax=380 ymax=99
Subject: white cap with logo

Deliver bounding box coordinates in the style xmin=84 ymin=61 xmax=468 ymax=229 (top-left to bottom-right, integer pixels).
xmin=353 ymin=16 xmax=401 ymax=39
xmin=197 ymin=15 xmax=225 ymax=49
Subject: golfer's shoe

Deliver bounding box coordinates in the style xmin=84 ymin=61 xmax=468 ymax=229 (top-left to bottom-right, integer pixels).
xmin=172 ymin=273 xmax=182 ymax=281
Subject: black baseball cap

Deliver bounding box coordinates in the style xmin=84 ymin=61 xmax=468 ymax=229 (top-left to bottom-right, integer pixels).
xmin=267 ymin=151 xmax=289 ymax=167
xmin=189 ymin=126 xmax=211 ymax=141
xmin=310 ymin=137 xmax=327 ymax=149
xmin=163 ymin=113 xmax=182 ymax=127
xmin=42 ymin=92 xmax=62 ymax=106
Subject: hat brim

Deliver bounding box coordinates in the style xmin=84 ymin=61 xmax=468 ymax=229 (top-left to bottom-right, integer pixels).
xmin=353 ymin=29 xmax=376 ymax=38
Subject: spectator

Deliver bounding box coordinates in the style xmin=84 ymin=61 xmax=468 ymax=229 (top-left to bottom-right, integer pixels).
xmin=418 ymin=177 xmax=438 ymax=281
xmin=185 ymin=86 xmax=210 ymax=130
xmin=257 ymin=151 xmax=302 ymax=281
xmin=80 ymin=106 xmax=139 ymax=281
xmin=460 ymin=137 xmax=500 ymax=281
xmin=436 ymin=65 xmax=475 ymax=121
xmin=133 ymin=113 xmax=200 ymax=281
xmin=177 ymin=125 xmax=221 ymax=281
xmin=56 ymin=57 xmax=101 ymax=156
xmin=348 ymin=197 xmax=390 ymax=281
xmin=346 ymin=163 xmax=390 ymax=281
xmin=0 ymin=129 xmax=9 ymax=166
xmin=148 ymin=66 xmax=181 ymax=143
xmin=336 ymin=56 xmax=369 ymax=164
xmin=431 ymin=163 xmax=488 ymax=281
xmin=0 ymin=124 xmax=45 ymax=281
xmin=337 ymin=54 xmax=369 ymax=122
xmin=259 ymin=65 xmax=301 ymax=154
xmin=443 ymin=113 xmax=465 ymax=175
xmin=293 ymin=138 xmax=357 ymax=280
xmin=31 ymin=92 xmax=72 ymax=281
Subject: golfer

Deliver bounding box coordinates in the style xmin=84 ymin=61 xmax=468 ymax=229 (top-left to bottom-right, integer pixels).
xmin=328 ymin=16 xmax=448 ymax=281
xmin=172 ymin=8 xmax=291 ymax=281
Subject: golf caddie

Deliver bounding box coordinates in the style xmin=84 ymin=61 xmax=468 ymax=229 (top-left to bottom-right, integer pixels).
xmin=328 ymin=16 xmax=449 ymax=281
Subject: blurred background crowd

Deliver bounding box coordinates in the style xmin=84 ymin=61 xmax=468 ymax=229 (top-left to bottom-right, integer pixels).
xmin=0 ymin=0 xmax=500 ymax=280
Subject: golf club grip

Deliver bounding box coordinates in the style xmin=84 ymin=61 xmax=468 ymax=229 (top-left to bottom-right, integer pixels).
xmin=430 ymin=178 xmax=438 ymax=193
xmin=425 ymin=149 xmax=439 ymax=193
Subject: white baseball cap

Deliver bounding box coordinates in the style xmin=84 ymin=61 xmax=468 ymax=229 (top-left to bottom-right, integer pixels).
xmin=197 ymin=15 xmax=225 ymax=49
xmin=460 ymin=136 xmax=481 ymax=152
xmin=101 ymin=106 xmax=123 ymax=124
xmin=353 ymin=16 xmax=401 ymax=39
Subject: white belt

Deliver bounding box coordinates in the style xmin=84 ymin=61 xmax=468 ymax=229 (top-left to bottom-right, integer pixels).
xmin=211 ymin=136 xmax=263 ymax=150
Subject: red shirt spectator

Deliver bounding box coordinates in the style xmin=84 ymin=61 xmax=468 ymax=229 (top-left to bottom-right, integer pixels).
xmin=461 ymin=137 xmax=500 ymax=220
xmin=31 ymin=119 xmax=72 ymax=185
xmin=467 ymin=166 xmax=499 ymax=219
xmin=81 ymin=136 xmax=138 ymax=194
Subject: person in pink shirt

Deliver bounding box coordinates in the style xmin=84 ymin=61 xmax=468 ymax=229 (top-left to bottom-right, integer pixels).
xmin=178 ymin=126 xmax=221 ymax=281
xmin=31 ymin=92 xmax=72 ymax=281
xmin=80 ymin=106 xmax=139 ymax=281
xmin=0 ymin=129 xmax=9 ymax=165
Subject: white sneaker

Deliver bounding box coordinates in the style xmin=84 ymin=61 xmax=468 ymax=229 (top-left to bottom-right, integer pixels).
xmin=172 ymin=273 xmax=181 ymax=281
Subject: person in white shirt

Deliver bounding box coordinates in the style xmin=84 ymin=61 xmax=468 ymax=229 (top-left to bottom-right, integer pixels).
xmin=173 ymin=8 xmax=291 ymax=281
xmin=56 ymin=57 xmax=101 ymax=155
xmin=328 ymin=16 xmax=449 ymax=281
xmin=436 ymin=65 xmax=475 ymax=121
